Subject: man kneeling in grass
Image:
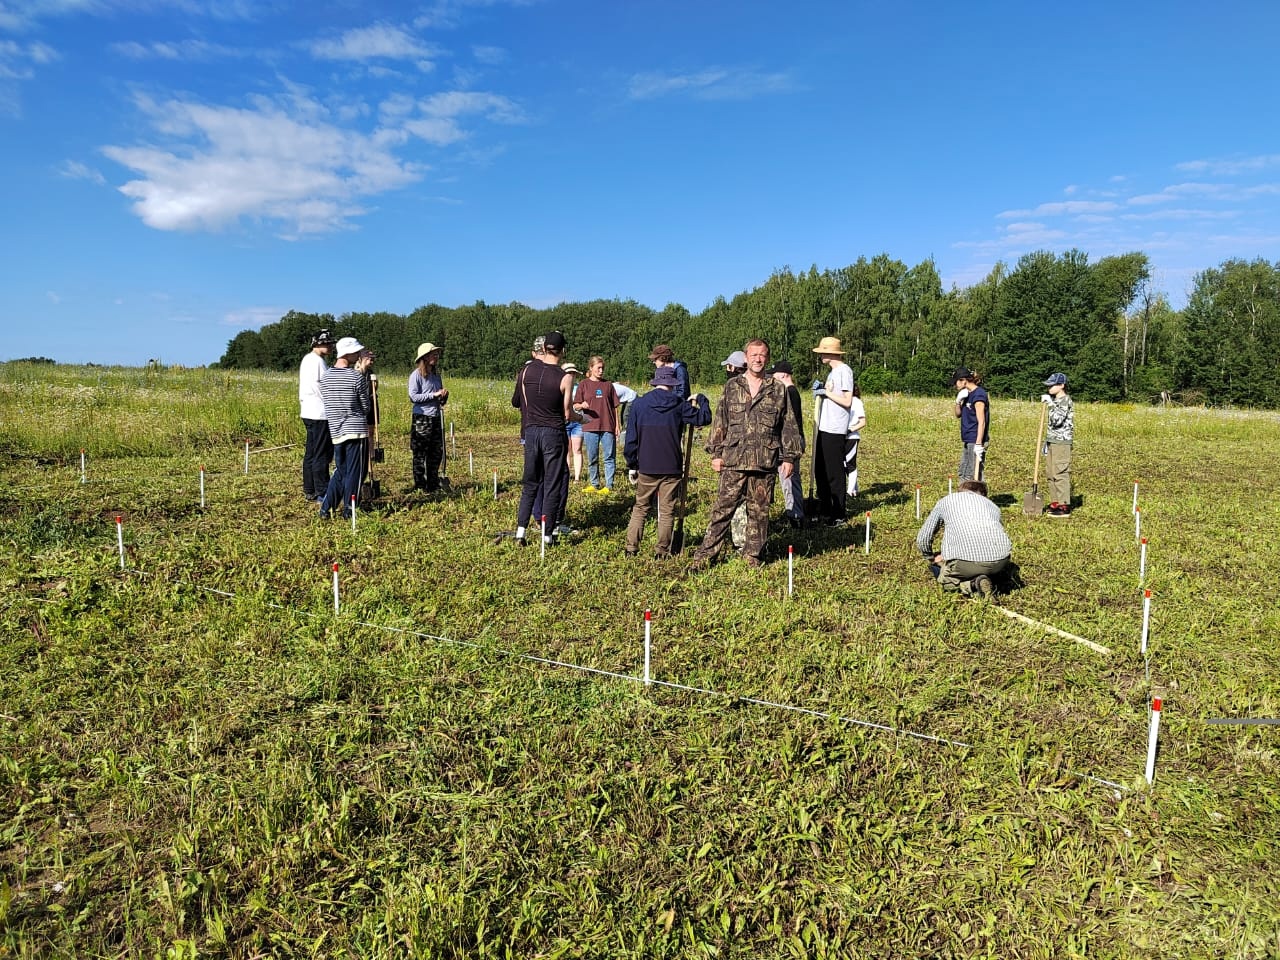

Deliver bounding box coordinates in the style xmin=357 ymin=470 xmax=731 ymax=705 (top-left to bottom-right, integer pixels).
xmin=915 ymin=480 xmax=1011 ymax=598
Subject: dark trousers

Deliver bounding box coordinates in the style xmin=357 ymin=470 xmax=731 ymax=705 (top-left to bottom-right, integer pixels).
xmin=815 ymin=431 xmax=847 ymax=520
xmin=410 ymin=414 xmax=443 ymax=491
xmin=302 ymin=419 xmax=333 ymax=498
xmin=518 ymin=426 xmax=567 ymax=530
xmin=320 ymin=438 xmax=368 ymax=518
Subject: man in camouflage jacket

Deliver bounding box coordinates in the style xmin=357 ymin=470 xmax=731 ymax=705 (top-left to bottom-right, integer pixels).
xmin=691 ymin=339 xmax=803 ymax=568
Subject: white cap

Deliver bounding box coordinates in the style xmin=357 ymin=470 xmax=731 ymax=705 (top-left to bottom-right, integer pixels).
xmin=335 ymin=336 xmax=365 ymax=357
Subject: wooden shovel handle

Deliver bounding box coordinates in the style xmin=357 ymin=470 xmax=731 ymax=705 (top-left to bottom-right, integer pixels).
xmin=1031 ymin=401 xmax=1047 ymax=487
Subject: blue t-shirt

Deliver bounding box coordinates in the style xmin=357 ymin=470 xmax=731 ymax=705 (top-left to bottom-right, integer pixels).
xmin=959 ymin=386 xmax=990 ymax=444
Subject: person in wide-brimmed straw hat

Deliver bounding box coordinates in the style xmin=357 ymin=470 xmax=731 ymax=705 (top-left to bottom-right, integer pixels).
xmin=408 ymin=341 xmax=447 ymax=492
xmin=810 ymin=335 xmax=855 ymax=525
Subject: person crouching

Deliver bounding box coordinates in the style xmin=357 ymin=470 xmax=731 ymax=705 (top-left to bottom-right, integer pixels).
xmin=915 ymin=480 xmax=1011 ymax=598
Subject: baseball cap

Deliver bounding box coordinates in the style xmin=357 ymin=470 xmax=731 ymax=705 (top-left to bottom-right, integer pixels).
xmin=544 ymin=331 xmax=566 ymax=351
xmin=311 ymin=329 xmax=336 ymax=347
xmin=1043 ymin=372 xmax=1068 ymax=386
xmin=771 ymin=360 xmax=793 ymax=375
xmin=952 ymin=366 xmax=973 ymax=383
xmin=722 ymin=350 xmax=747 ymax=369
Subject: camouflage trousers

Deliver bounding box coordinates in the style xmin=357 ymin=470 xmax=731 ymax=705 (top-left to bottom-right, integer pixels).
xmin=410 ymin=414 xmax=444 ymax=491
xmin=695 ymin=469 xmax=777 ymax=563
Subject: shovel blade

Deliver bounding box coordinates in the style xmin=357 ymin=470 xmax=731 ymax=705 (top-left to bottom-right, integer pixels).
xmin=1023 ymin=487 xmax=1044 ymax=517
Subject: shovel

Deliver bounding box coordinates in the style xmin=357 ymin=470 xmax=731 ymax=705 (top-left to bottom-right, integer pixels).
xmin=670 ymin=424 xmax=696 ymax=554
xmin=1023 ymin=402 xmax=1047 ymax=517
xmin=362 ymin=374 xmax=382 ymax=502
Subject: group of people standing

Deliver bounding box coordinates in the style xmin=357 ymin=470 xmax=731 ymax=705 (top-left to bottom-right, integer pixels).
xmin=299 ymin=326 xmax=1076 ymax=600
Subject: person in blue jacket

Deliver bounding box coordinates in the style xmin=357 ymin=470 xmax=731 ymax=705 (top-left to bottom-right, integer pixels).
xmin=623 ymin=365 xmax=712 ymax=558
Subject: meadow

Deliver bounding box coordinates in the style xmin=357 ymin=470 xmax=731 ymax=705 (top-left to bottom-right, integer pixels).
xmin=1 ymin=362 xmax=1278 ymax=958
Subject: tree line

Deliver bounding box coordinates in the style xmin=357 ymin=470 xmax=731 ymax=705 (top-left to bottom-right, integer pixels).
xmin=218 ymin=252 xmax=1280 ymax=406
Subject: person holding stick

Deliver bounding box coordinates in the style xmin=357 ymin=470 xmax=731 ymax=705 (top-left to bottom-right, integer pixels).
xmin=299 ymin=329 xmax=335 ymax=501
xmin=408 ymin=342 xmax=447 ymax=493
xmin=953 ymin=367 xmax=990 ymax=482
xmin=915 ymin=479 xmax=1011 ymax=598
xmin=1041 ymin=372 xmax=1074 ymax=516
xmin=318 ymin=337 xmax=374 ymax=520
xmin=623 ymin=366 xmax=712 ymax=558
xmin=689 ymin=339 xmax=803 ymax=570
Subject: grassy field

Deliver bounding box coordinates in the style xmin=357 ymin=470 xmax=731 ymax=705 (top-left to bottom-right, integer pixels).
xmin=1 ymin=363 xmax=1278 ymax=958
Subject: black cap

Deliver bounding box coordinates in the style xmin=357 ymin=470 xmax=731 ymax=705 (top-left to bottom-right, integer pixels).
xmin=544 ymin=330 xmax=566 ymax=351
xmin=952 ymin=366 xmax=973 ymax=383
xmin=772 ymin=360 xmax=793 ymax=375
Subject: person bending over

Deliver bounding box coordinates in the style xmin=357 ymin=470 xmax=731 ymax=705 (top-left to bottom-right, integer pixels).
xmin=915 ymin=480 xmax=1011 ymax=598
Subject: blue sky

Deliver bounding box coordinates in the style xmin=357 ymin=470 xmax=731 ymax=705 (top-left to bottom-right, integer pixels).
xmin=2 ymin=0 xmax=1278 ymax=366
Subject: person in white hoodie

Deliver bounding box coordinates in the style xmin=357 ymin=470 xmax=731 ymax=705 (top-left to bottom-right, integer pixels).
xmin=299 ymin=329 xmax=335 ymax=501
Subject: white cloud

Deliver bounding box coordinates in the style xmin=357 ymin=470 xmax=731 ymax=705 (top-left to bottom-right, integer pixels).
xmin=310 ymin=23 xmax=436 ymax=63
xmin=110 ymin=38 xmax=243 ymax=61
xmin=101 ymin=93 xmax=424 ymax=236
xmin=1175 ymin=154 xmax=1280 ymax=176
xmin=472 ymin=44 xmax=506 ymax=65
xmin=0 ymin=37 xmax=58 ymax=80
xmin=628 ymin=67 xmax=795 ymax=101
xmin=997 ymin=200 xmax=1119 ymax=219
xmin=222 ymin=305 xmax=288 ymax=328
xmin=60 ymin=159 xmax=106 ymax=184
xmin=46 ymin=290 xmax=60 ymax=304
xmin=1121 ymin=208 xmax=1239 ymax=222
xmin=405 ymin=90 xmax=524 ymax=145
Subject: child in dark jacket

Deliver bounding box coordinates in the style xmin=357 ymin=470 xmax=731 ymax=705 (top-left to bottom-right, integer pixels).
xmin=623 ymin=365 xmax=713 ymax=557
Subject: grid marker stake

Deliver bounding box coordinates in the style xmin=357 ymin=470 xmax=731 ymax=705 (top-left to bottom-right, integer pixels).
xmin=332 ymin=563 xmax=340 ymax=615
xmin=115 ymin=515 xmax=125 ymax=569
xmin=1145 ymin=697 xmax=1162 ymax=784
xmin=450 ymin=422 xmax=456 ymax=457
xmin=1133 ymin=480 xmax=1140 ymax=515
xmin=788 ymin=544 xmax=794 ymax=597
xmin=864 ymin=511 xmax=871 ymax=554
xmin=469 ymin=448 xmax=474 ymax=476
xmin=643 ymin=608 xmax=652 ymax=685
xmin=493 ymin=470 xmax=498 ymax=499
xmin=948 ymin=476 xmax=953 ymax=495
xmin=351 ymin=495 xmax=357 ymax=534
xmin=1140 ymin=588 xmax=1152 ymax=655
xmin=540 ymin=515 xmax=547 ymax=560
xmin=1139 ymin=537 xmax=1148 ymax=584
xmin=199 ymin=465 xmax=205 ymax=509
xmin=1135 ymin=507 xmax=1142 ymax=545
xmin=244 ymin=442 xmax=250 ymax=474
xmin=915 ymin=484 xmax=921 ymax=520
xmin=80 ymin=449 xmax=86 ymax=484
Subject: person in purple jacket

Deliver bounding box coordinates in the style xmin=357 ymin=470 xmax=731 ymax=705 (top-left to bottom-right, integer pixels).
xmin=623 ymin=365 xmax=712 ymax=558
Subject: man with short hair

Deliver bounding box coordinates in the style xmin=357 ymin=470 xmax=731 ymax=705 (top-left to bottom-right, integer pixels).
xmin=299 ymin=329 xmax=335 ymax=501
xmin=623 ymin=366 xmax=712 ymax=558
xmin=811 ymin=336 xmax=855 ymax=525
xmin=690 ymin=339 xmax=803 ymax=569
xmin=512 ymin=331 xmax=573 ymax=546
xmin=318 ymin=337 xmax=374 ymax=519
xmin=648 ymin=344 xmax=690 ymax=401
xmin=915 ymin=480 xmax=1011 ymax=598
xmin=1041 ymin=372 xmax=1074 ymax=516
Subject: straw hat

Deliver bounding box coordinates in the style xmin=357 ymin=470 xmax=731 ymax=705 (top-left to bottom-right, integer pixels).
xmin=415 ymin=342 xmax=442 ymax=364
xmin=811 ymin=336 xmax=844 ymax=355
xmin=561 ymin=361 xmax=581 ymax=376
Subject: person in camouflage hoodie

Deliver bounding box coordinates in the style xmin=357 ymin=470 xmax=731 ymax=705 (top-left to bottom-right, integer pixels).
xmin=690 ymin=339 xmax=803 ymax=569
xmin=1041 ymin=372 xmax=1074 ymax=516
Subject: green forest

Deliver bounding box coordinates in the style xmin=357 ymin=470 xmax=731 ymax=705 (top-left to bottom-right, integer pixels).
xmin=218 ymin=250 xmax=1280 ymax=405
